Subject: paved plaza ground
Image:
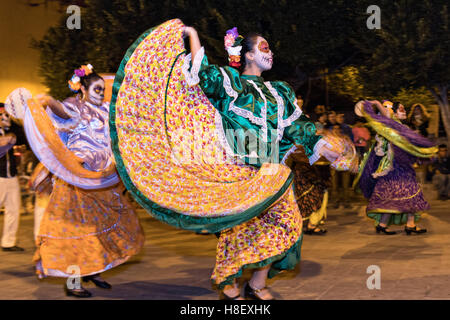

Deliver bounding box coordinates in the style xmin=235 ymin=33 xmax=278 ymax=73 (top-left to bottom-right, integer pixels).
xmin=0 ymin=194 xmax=449 ymax=300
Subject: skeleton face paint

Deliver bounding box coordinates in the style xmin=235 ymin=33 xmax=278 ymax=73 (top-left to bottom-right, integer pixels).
xmin=396 ymin=104 xmax=407 ymax=120
xmin=86 ymin=79 xmax=105 ymax=106
xmin=253 ymin=37 xmax=273 ymax=71
xmin=0 ymin=111 xmax=11 ymax=128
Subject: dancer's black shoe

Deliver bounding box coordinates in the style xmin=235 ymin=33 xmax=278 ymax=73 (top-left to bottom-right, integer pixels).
xmin=219 ymin=291 xmax=242 ymax=300
xmin=304 ymin=226 xmax=327 ymax=235
xmin=64 ymin=284 xmax=92 ymax=298
xmin=82 ymin=275 xmax=112 ymax=289
xmin=244 ymin=282 xmax=275 ymax=300
xmin=375 ymin=225 xmax=397 ymax=235
xmin=405 ymin=225 xmax=427 ymax=235
xmin=2 ymin=246 xmax=25 ymax=252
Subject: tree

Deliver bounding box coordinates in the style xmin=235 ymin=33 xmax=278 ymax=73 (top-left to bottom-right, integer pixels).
xmin=328 ymin=66 xmax=365 ymax=101
xmin=353 ymin=0 xmax=450 ymax=143
xmin=33 ymin=0 xmax=361 ymax=101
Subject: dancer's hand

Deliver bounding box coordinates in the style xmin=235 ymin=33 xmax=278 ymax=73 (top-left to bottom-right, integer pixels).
xmin=0 ymin=134 xmax=16 ymax=147
xmin=5 ymin=134 xmax=16 ymax=145
xmin=35 ymin=94 xmax=50 ymax=107
xmin=183 ymin=26 xmax=197 ymax=39
xmin=321 ymin=146 xmax=340 ymax=163
xmin=35 ymin=94 xmax=70 ymax=119
xmin=184 ymin=26 xmax=201 ymax=62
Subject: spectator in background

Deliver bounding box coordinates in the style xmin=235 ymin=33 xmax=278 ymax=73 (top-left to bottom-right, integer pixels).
xmin=336 ymin=112 xmax=354 ymax=142
xmin=327 ymin=110 xmax=337 ymax=126
xmin=352 ymin=119 xmax=371 ymax=158
xmin=428 ymin=144 xmax=450 ymax=200
xmin=328 ymin=124 xmax=351 ymax=209
xmin=407 ymin=103 xmax=430 ymax=137
xmin=314 ymin=112 xmax=327 ymax=134
xmin=314 ymin=104 xmax=326 ymax=115
xmin=0 ymin=103 xmax=24 ymax=252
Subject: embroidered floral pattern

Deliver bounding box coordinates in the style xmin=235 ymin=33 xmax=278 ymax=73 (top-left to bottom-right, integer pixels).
xmin=114 ymin=19 xmax=292 ymax=217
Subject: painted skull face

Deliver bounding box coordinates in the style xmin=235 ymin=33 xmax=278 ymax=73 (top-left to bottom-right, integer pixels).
xmin=0 ymin=111 xmax=11 ymax=128
xmin=253 ymin=37 xmax=273 ymax=71
xmin=395 ymin=104 xmax=407 ymax=120
xmin=86 ymin=79 xmax=105 ymax=106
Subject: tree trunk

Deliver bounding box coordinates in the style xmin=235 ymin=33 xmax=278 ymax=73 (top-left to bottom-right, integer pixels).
xmin=428 ymin=85 xmax=450 ymax=146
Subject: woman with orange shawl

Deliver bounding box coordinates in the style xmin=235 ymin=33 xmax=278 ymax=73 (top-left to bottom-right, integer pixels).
xmin=27 ymin=65 xmax=144 ymax=297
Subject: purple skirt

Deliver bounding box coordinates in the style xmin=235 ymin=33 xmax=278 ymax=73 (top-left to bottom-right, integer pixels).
xmin=363 ymin=146 xmax=430 ymax=214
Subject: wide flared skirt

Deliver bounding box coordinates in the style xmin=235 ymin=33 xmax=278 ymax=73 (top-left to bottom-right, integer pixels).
xmin=110 ymin=19 xmax=293 ymax=232
xmin=110 ymin=19 xmax=304 ymax=286
xmin=291 ymin=161 xmax=331 ymax=218
xmin=366 ymin=164 xmax=429 ymax=225
xmin=33 ymin=178 xmax=144 ymax=277
xmin=212 ymin=185 xmax=303 ymax=288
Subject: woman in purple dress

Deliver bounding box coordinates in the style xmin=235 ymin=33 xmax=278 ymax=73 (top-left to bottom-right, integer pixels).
xmin=354 ymin=100 xmax=437 ymax=235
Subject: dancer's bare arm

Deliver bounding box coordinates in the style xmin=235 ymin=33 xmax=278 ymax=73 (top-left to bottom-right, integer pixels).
xmin=184 ymin=26 xmax=201 ymax=61
xmin=369 ymin=100 xmax=390 ymax=118
xmin=0 ymin=134 xmax=16 ymax=147
xmin=35 ymin=94 xmax=70 ymax=119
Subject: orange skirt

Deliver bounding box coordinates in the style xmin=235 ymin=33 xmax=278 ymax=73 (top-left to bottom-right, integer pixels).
xmin=33 ymin=178 xmax=144 ymax=277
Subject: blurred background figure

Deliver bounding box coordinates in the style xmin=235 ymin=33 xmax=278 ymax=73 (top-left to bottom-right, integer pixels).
xmin=28 ymin=163 xmax=52 ymax=241
xmin=336 ymin=112 xmax=354 ymax=141
xmin=327 ymin=110 xmax=337 ymax=126
xmin=352 ymin=119 xmax=371 ymax=159
xmin=0 ymin=103 xmax=25 ymax=251
xmin=328 ymin=123 xmax=352 ymax=209
xmin=314 ymin=112 xmax=328 ymax=134
xmin=314 ymin=104 xmax=326 ymax=115
xmin=408 ymin=103 xmax=430 ymax=137
xmin=427 ymin=144 xmax=450 ymax=200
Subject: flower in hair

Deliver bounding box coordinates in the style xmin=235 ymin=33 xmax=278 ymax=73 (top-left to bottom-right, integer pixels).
xmin=68 ymin=64 xmax=94 ymax=92
xmin=68 ymin=75 xmax=81 ymax=92
xmin=224 ymin=27 xmax=243 ymax=67
xmin=382 ymin=100 xmax=393 ymax=109
xmin=224 ymin=33 xmax=236 ymax=49
xmin=227 ymin=27 xmax=239 ymax=39
xmin=74 ymin=69 xmax=85 ymax=77
xmin=80 ymin=64 xmax=93 ymax=76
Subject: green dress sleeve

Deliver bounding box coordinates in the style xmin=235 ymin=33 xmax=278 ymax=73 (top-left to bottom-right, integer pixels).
xmin=272 ymin=81 xmax=322 ymax=160
xmin=185 ymin=47 xmax=243 ymax=112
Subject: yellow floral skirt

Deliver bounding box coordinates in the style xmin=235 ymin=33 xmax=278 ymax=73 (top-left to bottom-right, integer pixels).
xmin=33 ymin=178 xmax=144 ymax=277
xmin=111 ymin=19 xmax=304 ymax=288
xmin=212 ymin=185 xmax=302 ymax=288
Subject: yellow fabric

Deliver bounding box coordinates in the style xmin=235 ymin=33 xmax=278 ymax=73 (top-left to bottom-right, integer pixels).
xmin=212 ymin=185 xmax=302 ymax=285
xmin=361 ymin=106 xmax=438 ymax=158
xmin=33 ymin=178 xmax=144 ymax=277
xmin=308 ymin=190 xmax=328 ymax=225
xmin=114 ymin=19 xmax=292 ymax=217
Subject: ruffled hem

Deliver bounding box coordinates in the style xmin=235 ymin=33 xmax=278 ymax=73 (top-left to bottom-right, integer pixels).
xmin=212 ymin=236 xmax=302 ymax=289
xmin=366 ymin=211 xmax=422 ymax=226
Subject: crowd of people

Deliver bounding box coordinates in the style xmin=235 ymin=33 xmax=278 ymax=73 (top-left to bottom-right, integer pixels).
xmin=299 ymin=102 xmax=449 ymax=213
xmin=0 ymin=19 xmax=447 ymax=300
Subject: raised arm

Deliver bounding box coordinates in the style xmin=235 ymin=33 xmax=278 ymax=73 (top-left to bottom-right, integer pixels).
xmin=35 ymin=94 xmax=70 ymax=119
xmin=368 ymin=100 xmax=390 ymax=118
xmin=184 ymin=26 xmax=201 ymax=61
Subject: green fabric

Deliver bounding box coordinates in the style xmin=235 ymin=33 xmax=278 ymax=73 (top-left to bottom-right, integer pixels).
xmin=373 ymin=136 xmax=394 ymax=177
xmin=367 ymin=212 xmax=421 ymax=226
xmin=197 ymin=55 xmax=321 ymax=167
xmin=214 ymin=235 xmax=303 ymax=289
xmin=109 ymin=24 xmax=294 ymax=234
xmin=352 ymin=142 xmax=375 ymax=189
